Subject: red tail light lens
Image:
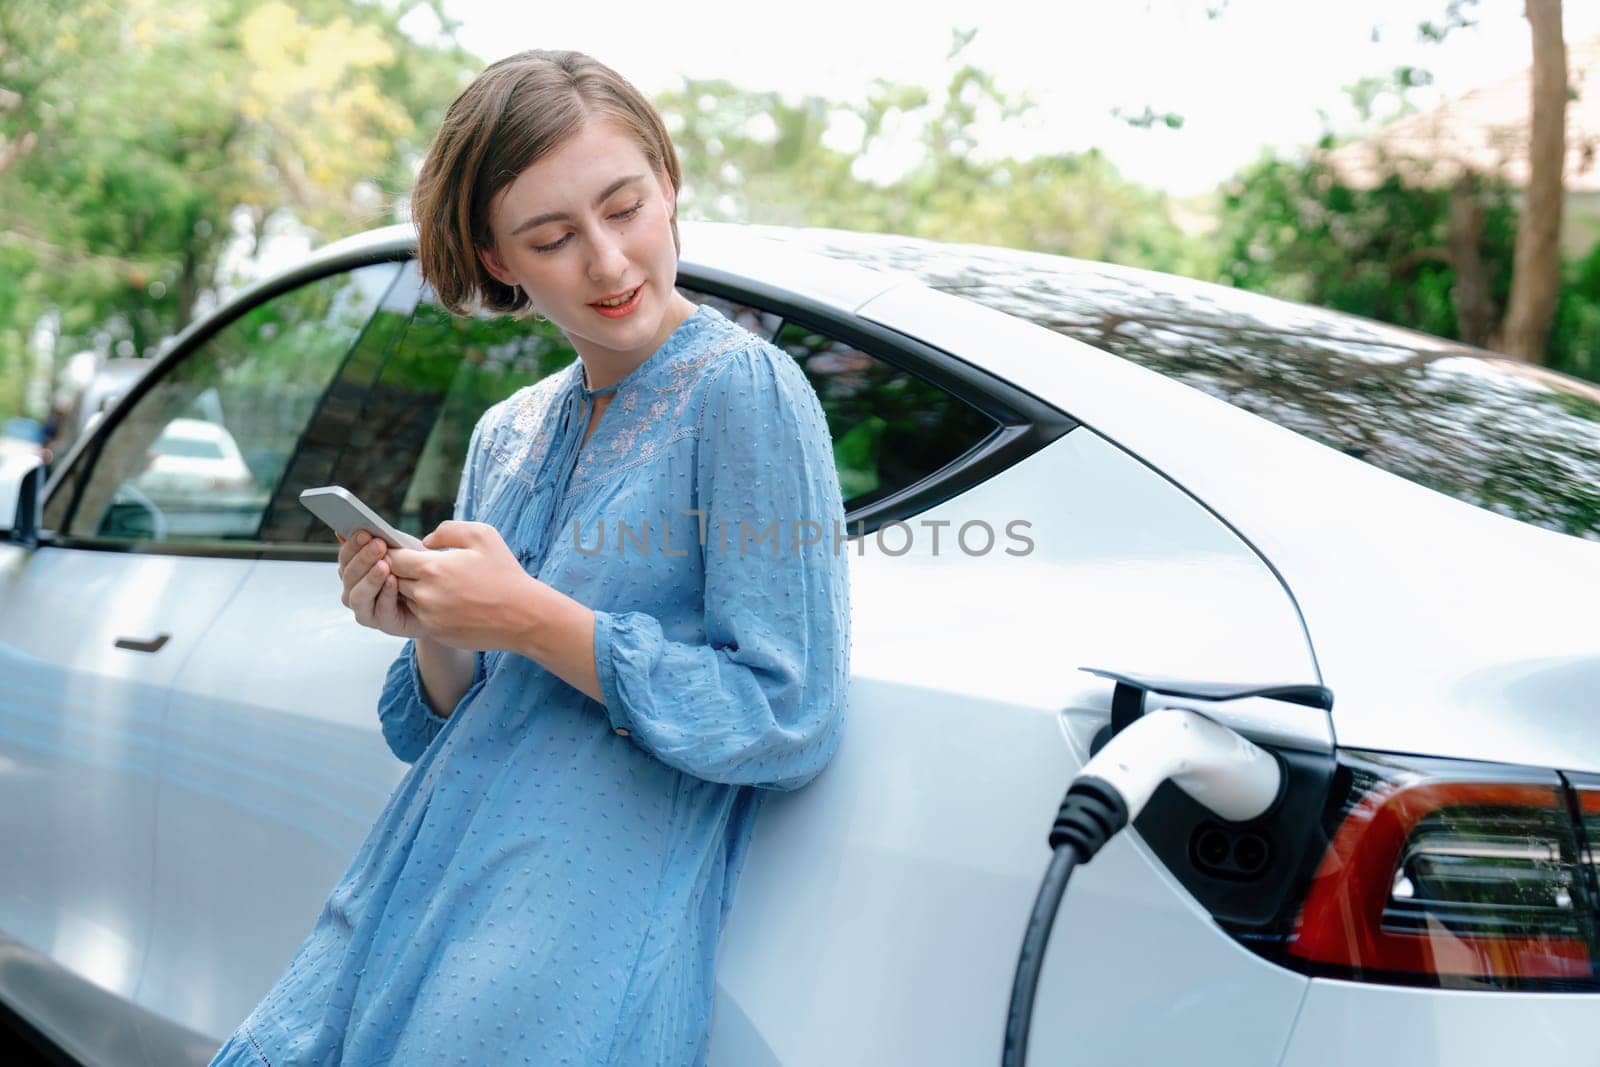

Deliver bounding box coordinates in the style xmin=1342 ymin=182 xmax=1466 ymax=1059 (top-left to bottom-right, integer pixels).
xmin=1285 ymin=751 xmax=1596 ymax=990
xmin=1578 ymin=781 xmax=1600 ymax=932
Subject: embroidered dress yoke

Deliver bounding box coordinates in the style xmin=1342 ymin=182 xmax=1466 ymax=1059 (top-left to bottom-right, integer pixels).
xmin=210 ymin=304 xmax=851 ymax=1066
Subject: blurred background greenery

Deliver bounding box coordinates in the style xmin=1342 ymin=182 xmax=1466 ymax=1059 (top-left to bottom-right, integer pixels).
xmin=3 ymin=0 xmax=1596 ymax=464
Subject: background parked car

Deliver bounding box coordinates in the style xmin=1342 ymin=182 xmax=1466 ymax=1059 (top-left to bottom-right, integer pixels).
xmin=74 ymin=357 xmax=159 ymax=443
xmin=0 ymin=417 xmax=49 ymax=464
xmin=0 ymin=221 xmax=1596 ymax=1067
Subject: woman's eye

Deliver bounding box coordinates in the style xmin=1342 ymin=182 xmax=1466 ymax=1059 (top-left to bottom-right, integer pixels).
xmin=532 ymin=202 xmax=643 ymax=253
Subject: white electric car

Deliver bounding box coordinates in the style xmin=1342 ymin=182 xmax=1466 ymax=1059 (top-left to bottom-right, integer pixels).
xmin=0 ymin=221 xmax=1595 ymax=1067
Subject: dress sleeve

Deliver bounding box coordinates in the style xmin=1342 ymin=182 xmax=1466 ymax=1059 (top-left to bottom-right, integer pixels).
xmin=591 ymin=343 xmax=852 ymax=791
xmin=375 ymin=407 xmax=494 ymax=763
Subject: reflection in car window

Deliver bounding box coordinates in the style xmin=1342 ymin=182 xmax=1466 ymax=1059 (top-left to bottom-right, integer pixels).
xmin=683 ymin=290 xmax=781 ymax=341
xmin=64 ymin=262 xmax=400 ymax=544
xmin=763 ymin=228 xmax=1600 ymax=542
xmin=770 ymin=319 xmax=996 ymax=509
xmin=335 ymin=275 xmax=998 ymax=537
xmin=313 ymin=271 xmax=584 ymax=544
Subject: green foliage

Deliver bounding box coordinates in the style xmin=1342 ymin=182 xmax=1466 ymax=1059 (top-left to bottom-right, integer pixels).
xmin=1215 ymin=153 xmax=1519 ymax=342
xmin=1551 ymin=243 xmax=1600 ymax=382
xmin=654 ymin=31 xmax=1203 ymax=277
xmin=1214 ymin=146 xmax=1600 ymax=381
xmin=1113 ymin=106 xmax=1185 ymax=131
xmin=1418 ymin=0 xmax=1481 ymax=44
xmin=0 ymin=0 xmax=476 ymax=419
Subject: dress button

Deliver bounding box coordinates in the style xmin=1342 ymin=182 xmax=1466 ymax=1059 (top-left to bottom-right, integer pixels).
xmin=614 ymin=727 xmax=630 ymax=737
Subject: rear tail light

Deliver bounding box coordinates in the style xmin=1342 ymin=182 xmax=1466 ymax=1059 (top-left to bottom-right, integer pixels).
xmin=1577 ymin=779 xmax=1600 ymax=934
xmin=1283 ymin=751 xmax=1596 ymax=991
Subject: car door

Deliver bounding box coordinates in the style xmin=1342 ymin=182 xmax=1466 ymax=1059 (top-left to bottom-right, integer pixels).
xmin=0 ymin=495 xmax=247 ymax=1067
xmin=0 ymin=258 xmax=402 ymax=1067
xmin=134 ymin=259 xmax=589 ymax=1060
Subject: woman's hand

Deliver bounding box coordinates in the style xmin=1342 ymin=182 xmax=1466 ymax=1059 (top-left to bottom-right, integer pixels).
xmin=384 ymin=520 xmax=543 ymax=653
xmin=337 ymin=530 xmax=429 ymax=640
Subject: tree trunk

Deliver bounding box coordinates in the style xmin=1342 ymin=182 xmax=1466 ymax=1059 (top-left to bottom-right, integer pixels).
xmin=176 ymin=237 xmax=200 ymax=333
xmin=1448 ymin=172 xmax=1494 ymax=347
xmin=1498 ymin=0 xmax=1567 ymax=363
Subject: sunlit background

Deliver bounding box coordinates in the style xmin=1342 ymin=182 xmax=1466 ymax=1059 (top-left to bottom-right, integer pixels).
xmin=3 ymin=0 xmax=1598 ymax=469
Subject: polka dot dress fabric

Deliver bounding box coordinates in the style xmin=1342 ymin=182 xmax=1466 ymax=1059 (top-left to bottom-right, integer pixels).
xmin=208 ymin=304 xmax=851 ymax=1066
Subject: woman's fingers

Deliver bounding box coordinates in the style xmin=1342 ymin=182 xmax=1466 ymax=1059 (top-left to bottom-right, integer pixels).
xmin=337 ymin=531 xmax=366 ymax=567
xmin=336 ymin=532 xmax=416 ymax=638
xmin=338 ymin=537 xmax=388 ymax=607
xmin=372 ymin=568 xmax=400 ymax=625
xmin=348 ymin=553 xmax=389 ymax=623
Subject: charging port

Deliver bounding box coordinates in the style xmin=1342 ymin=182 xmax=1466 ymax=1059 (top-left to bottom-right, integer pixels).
xmin=1189 ymin=821 xmax=1274 ymax=880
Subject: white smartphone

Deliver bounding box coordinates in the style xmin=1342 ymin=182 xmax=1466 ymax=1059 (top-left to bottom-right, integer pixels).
xmin=298 ymin=485 xmax=427 ymax=551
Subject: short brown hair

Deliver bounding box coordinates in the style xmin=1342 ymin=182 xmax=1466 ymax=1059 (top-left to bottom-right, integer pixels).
xmin=411 ymin=49 xmax=683 ymax=318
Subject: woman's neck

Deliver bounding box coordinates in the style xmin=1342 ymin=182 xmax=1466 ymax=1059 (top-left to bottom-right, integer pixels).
xmin=574 ymin=290 xmax=699 ymax=392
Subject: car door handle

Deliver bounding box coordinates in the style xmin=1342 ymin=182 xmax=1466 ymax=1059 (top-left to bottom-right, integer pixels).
xmin=115 ymin=634 xmax=171 ymax=653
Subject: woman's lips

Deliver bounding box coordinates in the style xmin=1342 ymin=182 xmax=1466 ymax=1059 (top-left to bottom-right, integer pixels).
xmin=589 ymin=285 xmax=643 ymax=318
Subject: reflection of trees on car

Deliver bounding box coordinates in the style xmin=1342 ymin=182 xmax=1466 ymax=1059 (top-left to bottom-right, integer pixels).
xmin=790 ymin=230 xmax=1600 ymax=541
xmin=72 ymin=265 xmax=396 ymax=542
xmin=373 ymin=293 xmax=582 ymax=537
xmin=772 ymin=320 xmax=992 ymax=511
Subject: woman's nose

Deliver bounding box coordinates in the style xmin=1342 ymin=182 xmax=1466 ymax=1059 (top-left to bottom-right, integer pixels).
xmin=587 ymin=229 xmax=629 ymax=283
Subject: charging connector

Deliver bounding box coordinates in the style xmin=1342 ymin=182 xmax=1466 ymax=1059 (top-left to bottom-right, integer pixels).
xmin=1002 ymin=707 xmax=1286 ymax=1066
xmin=1074 ymin=707 xmax=1285 ymax=836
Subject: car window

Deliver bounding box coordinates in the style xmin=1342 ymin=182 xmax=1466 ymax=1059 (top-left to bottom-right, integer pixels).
xmin=58 ymin=262 xmax=401 ymax=545
xmin=770 ymin=318 xmax=996 ymax=509
xmin=687 ymin=290 xmax=998 ymax=508
xmin=304 ymin=277 xmax=997 ymax=545
xmin=311 ymin=265 xmax=583 ymax=545
xmin=155 ymin=431 xmax=227 ymax=460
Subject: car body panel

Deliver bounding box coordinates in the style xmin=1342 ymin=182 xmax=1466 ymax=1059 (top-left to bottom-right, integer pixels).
xmin=680 ymin=221 xmax=910 ymax=314
xmin=1277 ymin=978 xmax=1597 ymax=1065
xmin=710 ymin=426 xmax=1321 ymax=1065
xmin=855 ymin=279 xmax=1600 ymax=774
xmin=134 ymin=558 xmax=415 ymax=1061
xmin=0 ymin=542 xmax=252 ymax=1067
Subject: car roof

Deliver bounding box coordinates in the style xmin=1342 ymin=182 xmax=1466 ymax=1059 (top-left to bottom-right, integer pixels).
xmin=158 ymin=418 xmax=222 ymax=438
xmin=308 ymin=221 xmax=909 ymax=314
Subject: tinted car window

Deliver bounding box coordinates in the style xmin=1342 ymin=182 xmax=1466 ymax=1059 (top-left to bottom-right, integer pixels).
xmin=756 ymin=228 xmax=1600 ymax=542
xmin=60 ymin=262 xmax=401 ymax=545
xmin=312 ymin=270 xmax=583 ymax=545
xmin=771 ymin=319 xmax=996 ymax=508
xmin=316 ymin=278 xmax=997 ymax=538
xmin=677 ymin=289 xmax=998 ymax=509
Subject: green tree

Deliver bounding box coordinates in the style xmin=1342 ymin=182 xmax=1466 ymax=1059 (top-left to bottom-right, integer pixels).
xmin=656 ymin=29 xmax=1203 ymax=276
xmin=0 ymin=0 xmax=476 ymax=420
xmin=1215 ymin=152 xmax=1519 ymax=342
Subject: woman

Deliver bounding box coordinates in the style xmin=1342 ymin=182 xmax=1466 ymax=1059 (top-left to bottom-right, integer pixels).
xmin=209 ymin=49 xmax=850 ymax=1066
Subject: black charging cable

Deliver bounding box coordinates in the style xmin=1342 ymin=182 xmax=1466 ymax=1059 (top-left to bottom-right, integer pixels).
xmin=999 ymin=705 xmax=1286 ymax=1066
xmin=1001 ymin=778 xmax=1128 ymax=1066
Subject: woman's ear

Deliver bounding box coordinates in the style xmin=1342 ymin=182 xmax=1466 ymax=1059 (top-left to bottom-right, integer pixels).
xmin=655 ymin=170 xmax=677 ymax=221
xmin=478 ymin=243 xmax=514 ymax=287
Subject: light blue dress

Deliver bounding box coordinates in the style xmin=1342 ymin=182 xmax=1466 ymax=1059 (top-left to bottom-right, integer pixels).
xmin=210 ymin=303 xmax=851 ymax=1066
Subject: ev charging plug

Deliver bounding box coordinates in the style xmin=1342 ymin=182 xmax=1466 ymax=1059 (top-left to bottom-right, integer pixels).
xmin=1001 ymin=706 xmax=1287 ymax=1067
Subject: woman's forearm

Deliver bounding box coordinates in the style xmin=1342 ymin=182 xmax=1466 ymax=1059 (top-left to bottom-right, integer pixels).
xmin=511 ymin=577 xmax=603 ymax=704
xmin=415 ymin=634 xmax=476 ymax=718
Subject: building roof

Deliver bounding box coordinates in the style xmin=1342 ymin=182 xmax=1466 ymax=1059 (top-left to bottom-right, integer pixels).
xmin=1320 ymin=34 xmax=1600 ymax=192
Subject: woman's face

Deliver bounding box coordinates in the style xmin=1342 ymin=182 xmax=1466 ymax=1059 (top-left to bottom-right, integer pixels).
xmin=477 ymin=116 xmax=687 ymax=370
